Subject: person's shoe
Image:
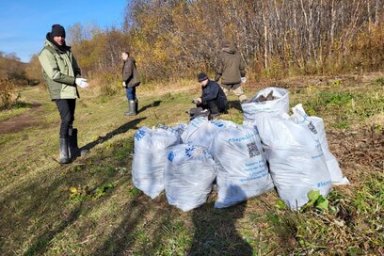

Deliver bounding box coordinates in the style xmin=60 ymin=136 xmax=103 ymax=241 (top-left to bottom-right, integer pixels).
xmin=59 ymin=137 xmax=70 ymax=164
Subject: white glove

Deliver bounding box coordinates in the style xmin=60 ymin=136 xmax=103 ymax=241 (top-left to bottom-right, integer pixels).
xmin=75 ymin=78 xmax=89 ymax=88
xmin=122 ymin=81 xmax=126 ymax=88
xmin=193 ymin=98 xmax=202 ymax=104
xmin=241 ymin=77 xmax=247 ymax=83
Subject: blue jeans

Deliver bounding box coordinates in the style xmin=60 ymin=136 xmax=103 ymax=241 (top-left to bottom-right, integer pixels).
xmin=126 ymin=87 xmax=136 ymax=100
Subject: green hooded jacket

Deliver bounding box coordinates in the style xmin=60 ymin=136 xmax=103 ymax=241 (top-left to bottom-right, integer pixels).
xmin=215 ymin=46 xmax=246 ymax=85
xmin=38 ymin=37 xmax=81 ymax=100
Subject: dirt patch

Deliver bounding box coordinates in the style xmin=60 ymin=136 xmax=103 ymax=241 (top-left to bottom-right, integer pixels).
xmin=0 ymin=103 xmax=45 ymax=134
xmin=328 ymin=126 xmax=384 ymax=183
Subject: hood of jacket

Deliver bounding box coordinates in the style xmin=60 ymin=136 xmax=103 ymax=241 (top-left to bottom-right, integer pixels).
xmin=45 ymin=32 xmax=71 ymax=53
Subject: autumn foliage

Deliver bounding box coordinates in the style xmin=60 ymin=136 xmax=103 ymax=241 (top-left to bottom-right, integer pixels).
xmin=20 ymin=0 xmax=384 ymax=86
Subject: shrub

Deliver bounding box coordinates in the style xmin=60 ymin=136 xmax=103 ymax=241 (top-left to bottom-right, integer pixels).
xmin=0 ymin=79 xmax=20 ymax=110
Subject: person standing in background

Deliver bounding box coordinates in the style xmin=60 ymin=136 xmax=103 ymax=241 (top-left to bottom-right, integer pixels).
xmin=122 ymin=51 xmax=141 ymax=116
xmin=215 ymin=40 xmax=247 ymax=104
xmin=38 ymin=24 xmax=88 ymax=164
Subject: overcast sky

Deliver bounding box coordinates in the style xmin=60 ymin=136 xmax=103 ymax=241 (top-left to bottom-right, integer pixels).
xmin=0 ymin=0 xmax=128 ymax=62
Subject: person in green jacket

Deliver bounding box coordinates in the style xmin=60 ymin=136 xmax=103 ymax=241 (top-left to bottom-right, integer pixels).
xmin=215 ymin=41 xmax=248 ymax=104
xmin=38 ymin=24 xmax=88 ymax=164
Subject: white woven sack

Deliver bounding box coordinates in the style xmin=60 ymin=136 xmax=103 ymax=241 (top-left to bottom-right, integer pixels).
xmin=211 ymin=126 xmax=274 ymax=208
xmin=165 ymin=144 xmax=217 ymax=211
xmin=290 ymin=104 xmax=349 ymax=185
xmin=258 ymin=114 xmax=332 ymax=209
xmin=132 ymin=126 xmax=181 ymax=199
xmin=242 ymin=87 xmax=289 ymax=126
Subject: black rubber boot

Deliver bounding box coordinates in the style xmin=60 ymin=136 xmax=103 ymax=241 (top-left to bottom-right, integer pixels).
xmin=68 ymin=128 xmax=80 ymax=159
xmin=135 ymin=99 xmax=139 ymax=114
xmin=125 ymin=100 xmax=137 ymax=116
xmin=59 ymin=137 xmax=70 ymax=164
xmin=68 ymin=128 xmax=88 ymax=158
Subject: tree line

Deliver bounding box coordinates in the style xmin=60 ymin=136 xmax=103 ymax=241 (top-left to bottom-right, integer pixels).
xmin=26 ymin=0 xmax=384 ymax=83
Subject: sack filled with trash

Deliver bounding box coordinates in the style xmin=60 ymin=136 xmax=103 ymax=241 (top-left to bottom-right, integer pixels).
xmin=242 ymin=87 xmax=289 ymax=126
xmin=211 ymin=126 xmax=274 ymax=208
xmin=132 ymin=125 xmax=182 ymax=199
xmin=254 ymin=111 xmax=332 ymax=210
xmin=290 ymin=104 xmax=349 ymax=185
xmin=181 ymin=116 xmax=237 ymax=151
xmin=165 ymin=143 xmax=218 ymax=211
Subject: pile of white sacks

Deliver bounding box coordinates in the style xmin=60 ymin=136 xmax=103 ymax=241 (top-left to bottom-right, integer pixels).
xmin=132 ymin=87 xmax=349 ymax=211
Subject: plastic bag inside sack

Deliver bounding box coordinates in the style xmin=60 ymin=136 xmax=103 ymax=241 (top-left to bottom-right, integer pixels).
xmin=181 ymin=117 xmax=237 ymax=150
xmin=165 ymin=144 xmax=218 ymax=212
xmin=132 ymin=126 xmax=181 ymax=199
xmin=242 ymin=87 xmax=289 ymax=126
xmin=290 ymin=104 xmax=349 ymax=185
xmin=211 ymin=126 xmax=274 ymax=208
xmin=258 ymin=114 xmax=332 ymax=210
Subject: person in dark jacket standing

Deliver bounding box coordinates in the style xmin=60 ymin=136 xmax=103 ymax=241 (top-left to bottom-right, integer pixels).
xmin=215 ymin=41 xmax=247 ymax=103
xmin=193 ymin=72 xmax=227 ymax=118
xmin=38 ymin=24 xmax=88 ymax=164
xmin=122 ymin=51 xmax=140 ymax=116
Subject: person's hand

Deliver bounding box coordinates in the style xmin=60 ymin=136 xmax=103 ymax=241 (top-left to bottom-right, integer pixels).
xmin=75 ymin=78 xmax=89 ymax=88
xmin=192 ymin=98 xmax=202 ymax=104
xmin=122 ymin=81 xmax=126 ymax=88
xmin=241 ymin=77 xmax=247 ymax=83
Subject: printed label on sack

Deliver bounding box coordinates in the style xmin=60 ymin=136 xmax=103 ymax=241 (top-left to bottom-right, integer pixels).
xmin=247 ymin=142 xmax=260 ymax=158
xmin=168 ymin=151 xmax=175 ymax=162
xmin=240 ymin=159 xmax=269 ymax=182
xmin=226 ymin=133 xmax=253 ymax=143
xmin=134 ymin=129 xmax=146 ymax=141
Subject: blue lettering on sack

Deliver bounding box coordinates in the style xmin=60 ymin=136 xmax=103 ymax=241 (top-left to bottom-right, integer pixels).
xmin=240 ymin=171 xmax=269 ymax=182
xmin=168 ymin=151 xmax=175 ymax=162
xmin=226 ymin=133 xmax=253 ymax=143
xmin=212 ymin=121 xmax=224 ymax=128
xmin=134 ymin=129 xmax=146 ymax=141
xmin=185 ymin=145 xmax=195 ymax=158
xmin=316 ymin=180 xmax=332 ymax=188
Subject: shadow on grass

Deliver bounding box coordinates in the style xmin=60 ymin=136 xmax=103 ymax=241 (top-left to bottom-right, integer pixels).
xmin=81 ymin=117 xmax=146 ymax=152
xmin=228 ymin=100 xmax=242 ymax=112
xmin=138 ymin=100 xmax=161 ymax=113
xmin=0 ymin=130 xmax=139 ymax=255
xmin=188 ymin=186 xmax=253 ymax=256
xmin=92 ymin=191 xmax=195 ymax=256
xmin=23 ymin=202 xmax=83 ymax=256
xmin=92 ymin=186 xmax=253 ymax=255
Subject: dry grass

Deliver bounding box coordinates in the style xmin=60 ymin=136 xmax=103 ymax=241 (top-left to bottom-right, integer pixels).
xmin=0 ymin=74 xmax=383 ymax=255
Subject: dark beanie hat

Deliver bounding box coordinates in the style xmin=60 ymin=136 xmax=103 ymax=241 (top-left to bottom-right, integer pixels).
xmin=197 ymin=72 xmax=208 ymax=82
xmin=51 ymin=24 xmax=66 ymax=37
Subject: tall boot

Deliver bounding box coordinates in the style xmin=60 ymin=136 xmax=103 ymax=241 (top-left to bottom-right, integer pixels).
xmin=134 ymin=99 xmax=139 ymax=114
xmin=59 ymin=137 xmax=70 ymax=164
xmin=68 ymin=128 xmax=80 ymax=159
xmin=125 ymin=100 xmax=137 ymax=116
xmin=68 ymin=128 xmax=88 ymax=158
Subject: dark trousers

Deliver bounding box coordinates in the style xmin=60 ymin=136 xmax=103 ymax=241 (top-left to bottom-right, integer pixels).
xmin=55 ymin=99 xmax=76 ymax=138
xmin=198 ymin=100 xmax=220 ymax=115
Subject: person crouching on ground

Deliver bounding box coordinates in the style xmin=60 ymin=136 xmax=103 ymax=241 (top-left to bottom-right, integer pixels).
xmin=121 ymin=51 xmax=141 ymax=116
xmin=193 ymin=72 xmax=228 ymax=118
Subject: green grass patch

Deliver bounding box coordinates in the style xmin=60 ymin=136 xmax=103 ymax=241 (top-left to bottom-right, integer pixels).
xmin=0 ymin=76 xmax=383 ymax=255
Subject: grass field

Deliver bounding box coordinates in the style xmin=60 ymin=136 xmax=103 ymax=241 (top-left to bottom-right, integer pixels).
xmin=0 ymin=74 xmax=383 ymax=256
